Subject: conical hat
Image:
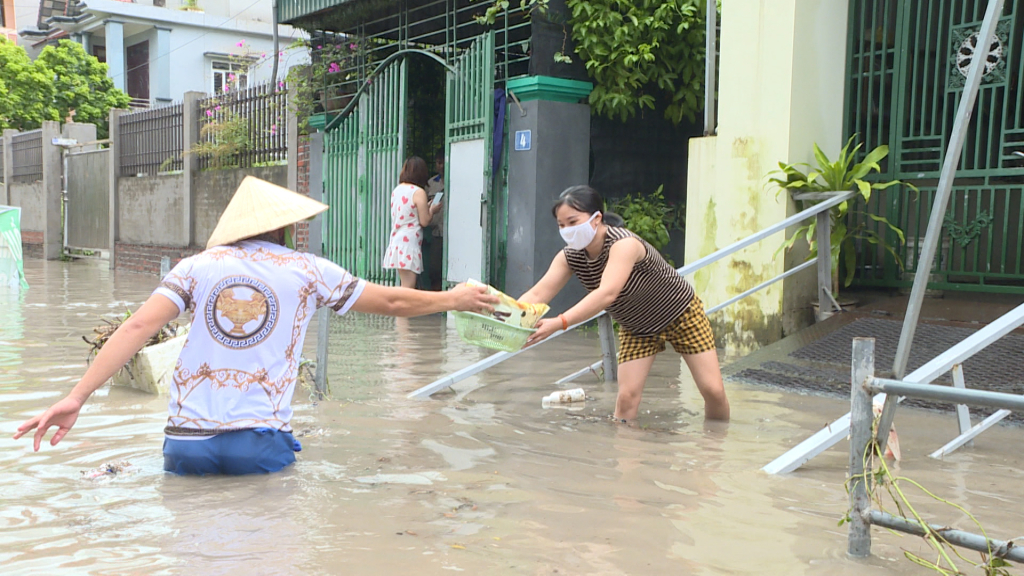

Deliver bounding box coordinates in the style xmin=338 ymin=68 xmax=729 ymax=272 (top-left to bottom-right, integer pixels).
xmin=206 ymin=176 xmax=328 ymax=249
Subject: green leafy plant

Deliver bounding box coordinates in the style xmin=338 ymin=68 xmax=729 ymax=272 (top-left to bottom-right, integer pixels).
xmin=768 ymin=136 xmax=917 ymax=294
xmin=283 ymin=38 xmax=370 ymax=130
xmin=0 ymin=38 xmax=129 ymax=137
xmin=472 ymin=0 xmax=710 ymax=125
xmin=191 ymin=108 xmax=251 ymax=169
xmin=566 ymin=0 xmax=709 ymax=125
xmin=609 ymin=185 xmax=683 ymax=265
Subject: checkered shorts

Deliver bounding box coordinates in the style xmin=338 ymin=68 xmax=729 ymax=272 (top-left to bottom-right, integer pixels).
xmin=617 ymin=296 xmax=717 ymax=364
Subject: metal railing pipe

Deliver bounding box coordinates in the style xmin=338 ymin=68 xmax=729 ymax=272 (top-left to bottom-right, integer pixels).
xmin=866 ymin=378 xmax=1024 ymax=412
xmin=706 ymin=259 xmax=815 ymax=315
xmin=867 ymin=511 xmax=1024 ymax=563
xmin=675 ymin=192 xmax=856 ymax=278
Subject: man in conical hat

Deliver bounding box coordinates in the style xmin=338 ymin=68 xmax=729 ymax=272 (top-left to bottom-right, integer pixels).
xmin=15 ymin=177 xmax=497 ymax=475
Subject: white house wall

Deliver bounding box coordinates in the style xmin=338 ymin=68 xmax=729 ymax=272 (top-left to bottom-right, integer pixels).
xmin=51 ymin=0 xmax=308 ymax=104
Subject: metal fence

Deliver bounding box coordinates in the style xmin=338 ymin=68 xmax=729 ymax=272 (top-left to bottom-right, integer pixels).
xmin=0 ymin=139 xmax=4 ymax=184
xmin=11 ymin=130 xmax=43 ymax=183
xmin=196 ymin=82 xmax=288 ymax=170
xmin=119 ymin=103 xmax=184 ymax=177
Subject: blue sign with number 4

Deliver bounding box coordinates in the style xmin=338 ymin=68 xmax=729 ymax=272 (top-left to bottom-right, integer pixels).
xmin=514 ymin=130 xmax=531 ymax=151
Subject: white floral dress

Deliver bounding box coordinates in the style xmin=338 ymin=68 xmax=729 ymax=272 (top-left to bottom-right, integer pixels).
xmin=382 ymin=183 xmax=424 ymax=274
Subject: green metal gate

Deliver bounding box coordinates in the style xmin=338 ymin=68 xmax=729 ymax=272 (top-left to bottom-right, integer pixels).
xmin=845 ymin=0 xmax=1024 ymax=293
xmin=443 ymin=32 xmax=497 ymax=286
xmin=323 ymin=59 xmax=406 ymax=285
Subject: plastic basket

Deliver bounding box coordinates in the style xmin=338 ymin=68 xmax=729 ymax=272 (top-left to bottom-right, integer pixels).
xmin=452 ymin=311 xmax=535 ymax=353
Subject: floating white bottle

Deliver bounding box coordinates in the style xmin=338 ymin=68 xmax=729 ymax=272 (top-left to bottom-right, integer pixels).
xmin=542 ymin=388 xmax=586 ymax=405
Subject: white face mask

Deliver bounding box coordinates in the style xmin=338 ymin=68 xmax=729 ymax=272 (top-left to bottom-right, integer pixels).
xmin=559 ymin=212 xmax=600 ymax=250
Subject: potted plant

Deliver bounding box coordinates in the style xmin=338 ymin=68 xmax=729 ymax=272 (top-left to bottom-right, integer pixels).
xmin=768 ymin=136 xmax=917 ymax=311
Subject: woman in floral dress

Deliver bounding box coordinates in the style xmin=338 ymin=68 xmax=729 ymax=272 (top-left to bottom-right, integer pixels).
xmin=383 ymin=157 xmax=441 ymax=288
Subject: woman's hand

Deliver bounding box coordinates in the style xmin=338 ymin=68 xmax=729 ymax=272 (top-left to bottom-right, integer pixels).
xmin=525 ymin=318 xmax=562 ymax=347
xmin=14 ymin=396 xmax=86 ymax=451
xmin=429 ymin=202 xmax=442 ymax=215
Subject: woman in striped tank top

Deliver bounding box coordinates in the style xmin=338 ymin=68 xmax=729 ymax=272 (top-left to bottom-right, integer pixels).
xmin=519 ymin=186 xmax=729 ymax=422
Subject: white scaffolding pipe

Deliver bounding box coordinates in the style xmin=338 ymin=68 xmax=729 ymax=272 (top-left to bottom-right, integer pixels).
xmin=892 ymin=0 xmax=1005 ymax=379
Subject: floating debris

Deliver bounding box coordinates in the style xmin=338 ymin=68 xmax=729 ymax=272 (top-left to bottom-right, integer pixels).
xmin=81 ymin=460 xmax=136 ymax=480
xmin=83 ymin=309 xmax=183 ymax=362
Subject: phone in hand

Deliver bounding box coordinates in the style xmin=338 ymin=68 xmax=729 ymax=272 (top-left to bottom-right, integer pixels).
xmin=431 ymin=192 xmax=444 ymax=207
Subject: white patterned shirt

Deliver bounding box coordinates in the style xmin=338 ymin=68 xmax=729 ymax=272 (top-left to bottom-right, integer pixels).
xmin=153 ymin=240 xmax=365 ymax=437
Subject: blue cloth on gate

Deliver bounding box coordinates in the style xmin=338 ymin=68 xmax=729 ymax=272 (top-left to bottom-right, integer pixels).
xmin=163 ymin=428 xmax=301 ymax=476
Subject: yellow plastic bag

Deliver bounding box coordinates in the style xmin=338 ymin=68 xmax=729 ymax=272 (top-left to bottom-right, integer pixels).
xmin=466 ymin=279 xmax=549 ymax=329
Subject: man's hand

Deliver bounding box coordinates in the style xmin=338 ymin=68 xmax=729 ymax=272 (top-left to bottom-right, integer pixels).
xmin=449 ymin=284 xmax=498 ymax=314
xmin=525 ymin=318 xmax=561 ymax=347
xmin=14 ymin=396 xmax=86 ymax=451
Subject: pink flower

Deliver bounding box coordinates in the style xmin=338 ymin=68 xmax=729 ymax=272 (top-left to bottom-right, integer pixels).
xmin=349 ymin=43 xmax=357 ymax=50
xmin=328 ymin=62 xmax=341 ymax=74
xmin=205 ymin=109 xmax=213 ymax=117
xmin=261 ymin=52 xmax=267 ymax=59
xmin=317 ymin=45 xmax=322 ymax=50
xmin=228 ymin=73 xmax=236 ymax=81
xmin=270 ymin=124 xmax=277 ymax=135
xmin=278 ymin=81 xmax=285 ymax=90
xmin=236 ymin=40 xmax=245 ymax=47
xmin=215 ymin=105 xmax=222 ymax=111
xmin=223 ymin=85 xmax=230 ymax=93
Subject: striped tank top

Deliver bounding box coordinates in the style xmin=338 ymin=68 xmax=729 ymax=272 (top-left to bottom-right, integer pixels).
xmin=563 ymin=227 xmax=695 ymax=336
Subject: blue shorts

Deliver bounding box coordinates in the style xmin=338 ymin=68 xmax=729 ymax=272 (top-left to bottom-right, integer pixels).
xmin=163 ymin=428 xmax=300 ymax=476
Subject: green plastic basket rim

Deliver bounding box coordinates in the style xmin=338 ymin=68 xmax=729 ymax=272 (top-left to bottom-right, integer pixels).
xmin=452 ymin=311 xmax=537 ymax=333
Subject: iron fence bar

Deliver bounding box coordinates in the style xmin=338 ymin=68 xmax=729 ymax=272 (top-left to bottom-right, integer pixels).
xmin=866 ymin=511 xmax=1024 ymax=563
xmin=765 ymin=300 xmax=1024 ymax=475
xmin=892 ymin=0 xmax=1006 ymax=379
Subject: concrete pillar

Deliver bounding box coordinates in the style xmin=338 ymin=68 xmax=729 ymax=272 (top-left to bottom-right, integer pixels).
xmin=108 ymin=108 xmax=127 ymax=269
xmin=181 ymin=91 xmax=203 ymax=247
xmin=154 ymin=27 xmax=172 ymax=105
xmin=105 ymin=20 xmax=126 ymax=91
xmin=307 ymin=131 xmax=324 ymax=256
xmin=1 ymin=129 xmax=13 ymax=205
xmin=504 ymin=76 xmax=593 ymax=314
xmin=80 ymin=31 xmax=92 ymax=55
xmin=40 ymin=121 xmax=62 ymax=260
xmin=62 ymin=123 xmax=97 ymax=148
xmin=683 ymin=0 xmax=850 ymax=353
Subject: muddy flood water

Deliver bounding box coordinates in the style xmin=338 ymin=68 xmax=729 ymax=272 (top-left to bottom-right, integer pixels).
xmin=2 ymin=259 xmax=1022 ymax=575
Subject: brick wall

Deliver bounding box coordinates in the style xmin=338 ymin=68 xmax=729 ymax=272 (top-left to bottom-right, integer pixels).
xmin=295 ymin=136 xmax=311 ymax=252
xmin=21 ymin=231 xmax=43 ymax=259
xmin=115 ymin=243 xmax=202 ymax=275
